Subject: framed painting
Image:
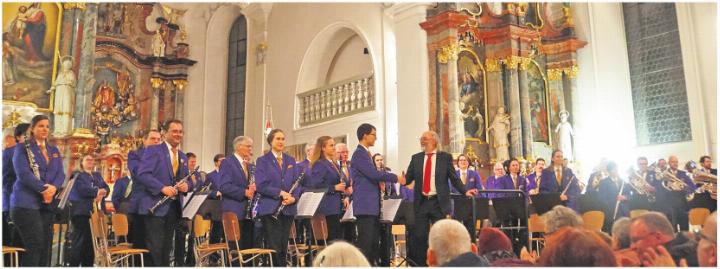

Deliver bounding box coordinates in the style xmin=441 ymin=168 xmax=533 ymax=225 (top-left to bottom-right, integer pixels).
xmin=2 ymin=2 xmax=62 ymax=112
xmin=457 ymin=47 xmax=488 ymax=143
xmin=527 ymin=60 xmax=551 ymax=144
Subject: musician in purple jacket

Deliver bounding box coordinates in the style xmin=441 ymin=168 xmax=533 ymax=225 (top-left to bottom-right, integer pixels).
xmin=2 ymin=123 xmax=28 ymax=248
xmin=451 ymin=154 xmax=485 ymax=195
xmin=656 ymin=155 xmax=697 ymax=231
xmin=486 ymin=162 xmax=506 ymax=199
xmin=10 ymin=115 xmax=65 ymax=266
xmin=218 ymin=136 xmax=257 ymax=251
xmin=496 ymin=159 xmax=528 ymax=197
xmin=135 ymin=119 xmax=190 ymax=266
xmin=539 ymin=150 xmax=580 ymax=211
xmin=255 ymin=129 xmax=302 ymax=266
xmin=350 ymin=124 xmax=401 ymax=265
xmin=67 ymin=154 xmax=109 ymax=266
xmin=526 ymin=158 xmax=546 ymax=195
xmin=306 ymin=136 xmax=348 ymax=242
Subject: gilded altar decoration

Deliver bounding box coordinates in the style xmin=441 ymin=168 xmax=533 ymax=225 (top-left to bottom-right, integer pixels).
xmin=90 ymin=64 xmax=138 ymax=140
xmin=437 ymin=43 xmax=459 ymax=64
xmin=2 ymin=3 xmax=62 ymax=111
xmin=547 ymin=68 xmax=563 ymax=81
xmin=62 ymin=3 xmax=86 ymax=10
xmin=485 ymin=58 xmax=501 ymax=72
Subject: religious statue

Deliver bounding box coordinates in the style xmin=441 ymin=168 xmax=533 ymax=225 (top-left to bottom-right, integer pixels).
xmin=488 ymin=106 xmax=511 ymax=162
xmin=93 ymin=81 xmax=116 ymax=113
xmin=47 ymin=56 xmax=76 ymax=137
xmin=152 ymin=29 xmax=165 ymax=57
xmin=555 ymin=110 xmax=575 ymax=162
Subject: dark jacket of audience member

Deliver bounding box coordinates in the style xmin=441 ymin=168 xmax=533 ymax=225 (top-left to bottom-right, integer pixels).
xmin=441 ymin=252 xmax=490 ymax=267
xmin=539 ymin=227 xmax=617 ymax=266
xmin=664 ymin=232 xmax=699 ymax=267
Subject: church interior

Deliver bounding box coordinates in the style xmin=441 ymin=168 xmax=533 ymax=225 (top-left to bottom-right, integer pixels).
xmin=1 ymin=1 xmax=717 ymax=267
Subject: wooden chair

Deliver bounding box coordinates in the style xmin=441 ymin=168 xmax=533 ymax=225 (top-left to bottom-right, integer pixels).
xmin=2 ymin=246 xmax=25 ymax=267
xmin=527 ymin=214 xmax=545 ymax=254
xmin=193 ymin=215 xmax=228 ymax=267
xmin=111 ymin=213 xmax=132 ymax=247
xmin=287 ymin=220 xmax=312 ymax=266
xmin=689 ymin=208 xmax=711 ymax=232
xmin=391 ymin=225 xmax=407 ymax=266
xmin=221 ymin=212 xmax=274 ymax=267
xmin=90 ymin=210 xmax=148 ymax=266
xmin=582 ymin=211 xmax=605 ymax=231
xmin=630 ymin=209 xmax=649 ymax=218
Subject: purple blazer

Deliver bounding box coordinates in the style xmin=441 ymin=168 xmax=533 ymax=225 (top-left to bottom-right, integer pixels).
xmin=135 ymin=143 xmax=190 ymax=217
xmin=69 ymin=171 xmax=109 ymax=216
xmin=217 ymin=154 xmax=252 ymax=220
xmin=451 ymin=169 xmax=484 ymax=195
xmin=350 ymin=145 xmax=398 ymax=216
xmin=11 ymin=140 xmax=65 ymax=210
xmin=111 ymin=176 xmax=131 ymax=213
xmin=306 ymin=158 xmax=346 ymax=216
xmin=540 ymin=167 xmax=580 ymax=211
xmin=125 ymin=148 xmax=145 ymax=214
xmin=255 ymin=151 xmax=303 ymax=217
xmin=204 ymin=170 xmax=221 ymax=199
xmin=400 ymin=184 xmax=414 ymax=202
xmin=3 ymin=146 xmax=17 ymax=212
xmin=526 ymin=172 xmax=541 ymax=193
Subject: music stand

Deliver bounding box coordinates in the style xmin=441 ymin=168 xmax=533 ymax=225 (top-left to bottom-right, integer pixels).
xmin=391 ymin=201 xmax=416 ymax=267
xmin=578 ymin=193 xmax=606 ymax=213
xmin=529 ymin=193 xmax=563 ymax=216
xmin=197 ymin=199 xmax=223 ymax=221
xmin=451 ymin=194 xmax=473 ymax=220
xmin=688 ymin=192 xmax=715 ymax=211
xmin=627 ymin=194 xmax=654 ymax=211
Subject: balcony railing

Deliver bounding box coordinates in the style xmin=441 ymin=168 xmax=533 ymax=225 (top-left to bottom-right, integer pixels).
xmin=298 ymin=72 xmax=375 ymax=126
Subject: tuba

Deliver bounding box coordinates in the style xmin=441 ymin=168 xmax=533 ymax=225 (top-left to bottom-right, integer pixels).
xmin=657 ymin=168 xmax=692 ymax=201
xmin=688 ymin=161 xmax=717 ymax=200
xmin=626 ymin=168 xmax=656 ymax=202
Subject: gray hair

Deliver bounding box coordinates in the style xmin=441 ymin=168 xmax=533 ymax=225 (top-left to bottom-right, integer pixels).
xmin=542 ymin=205 xmax=584 ymax=234
xmin=631 ymin=211 xmax=675 ymax=237
xmin=611 ymin=217 xmax=632 ymax=249
xmin=232 ymin=136 xmax=253 ymax=148
xmin=312 ymin=241 xmax=370 ymax=267
xmin=428 ymin=219 xmax=472 ymax=265
xmin=335 ymin=142 xmax=347 ymax=150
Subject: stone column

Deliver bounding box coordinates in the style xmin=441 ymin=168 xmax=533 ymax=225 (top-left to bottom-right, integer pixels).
xmin=74 ymin=3 xmax=98 ymax=130
xmin=506 ymin=61 xmax=523 ymax=159
xmin=518 ymin=61 xmax=533 ymax=159
xmin=150 ymin=79 xmax=161 ymax=130
xmin=548 ymin=69 xmax=565 ymax=147
xmin=446 ymin=56 xmax=466 ymax=154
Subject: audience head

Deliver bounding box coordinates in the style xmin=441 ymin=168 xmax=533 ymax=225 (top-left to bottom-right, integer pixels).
xmin=312 ymin=241 xmax=369 ymax=267
xmin=629 ymin=212 xmax=675 ymax=254
xmin=539 ymin=227 xmax=617 ymax=266
xmin=612 ymin=217 xmax=632 ymax=250
xmin=476 ymin=227 xmax=512 ymax=255
xmin=698 ymin=212 xmax=717 ymax=267
xmin=427 ymin=219 xmax=477 ymax=266
xmin=543 ymin=205 xmax=584 ymax=234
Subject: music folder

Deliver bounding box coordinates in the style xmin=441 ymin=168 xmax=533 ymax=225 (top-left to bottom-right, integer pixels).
xmin=341 ymin=201 xmax=356 ymax=222
xmin=296 ymin=191 xmax=325 ymax=218
xmin=380 ymin=199 xmax=402 ymax=223
xmin=529 ymin=193 xmax=562 ymax=215
xmin=182 ymin=194 xmax=208 ymax=219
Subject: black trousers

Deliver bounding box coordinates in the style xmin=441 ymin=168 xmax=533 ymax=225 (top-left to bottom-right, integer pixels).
xmin=658 ymin=191 xmax=690 ymax=232
xmin=261 ymin=215 xmax=292 ymax=266
xmin=127 ymin=213 xmax=146 ymax=265
xmin=10 ymin=208 xmax=54 ymax=267
xmin=144 ymin=202 xmax=180 ymax=267
xmin=294 ymin=218 xmax=312 ymax=244
xmin=325 ymin=214 xmax=342 ymax=243
xmin=67 ymin=215 xmax=94 ymax=266
xmin=410 ymin=197 xmax=444 ymax=267
xmin=342 ymin=218 xmax=356 ymax=243
xmin=356 ymin=215 xmax=380 ymax=265
xmin=379 ymin=222 xmax=393 ymax=266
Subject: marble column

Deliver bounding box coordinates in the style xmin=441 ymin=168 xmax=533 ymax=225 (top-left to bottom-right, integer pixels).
xmin=446 ymin=56 xmax=466 ymax=154
xmin=548 ymin=70 xmax=565 ymax=147
xmin=506 ymin=66 xmax=523 ymax=159
xmin=518 ymin=65 xmax=533 ymax=159
xmin=485 ymin=59 xmax=503 ymax=160
xmin=150 ymin=82 xmax=160 ymax=130
xmin=74 ymin=4 xmax=98 ymax=130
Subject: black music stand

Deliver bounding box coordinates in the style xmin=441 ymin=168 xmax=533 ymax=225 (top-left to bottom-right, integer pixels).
xmin=688 ymin=192 xmax=716 ymax=211
xmin=530 ymin=193 xmax=563 ymax=215
xmin=578 ymin=193 xmax=606 ymax=213
xmin=451 ymin=194 xmax=473 ymax=220
xmin=627 ymin=194 xmax=654 ymax=211
xmin=391 ymin=201 xmax=417 ymax=267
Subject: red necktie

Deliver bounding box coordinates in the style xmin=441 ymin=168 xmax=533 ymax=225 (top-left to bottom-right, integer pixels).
xmin=423 ymin=153 xmax=434 ymax=194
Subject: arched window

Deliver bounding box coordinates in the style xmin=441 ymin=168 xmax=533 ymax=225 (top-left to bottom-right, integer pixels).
xmin=225 ymin=16 xmax=248 ymax=154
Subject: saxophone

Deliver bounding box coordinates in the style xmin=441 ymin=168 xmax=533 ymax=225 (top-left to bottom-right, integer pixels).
xmin=24 ymin=134 xmax=50 ymax=203
xmin=627 ymin=168 xmax=656 ymax=202
xmin=245 ymin=164 xmax=259 ymax=219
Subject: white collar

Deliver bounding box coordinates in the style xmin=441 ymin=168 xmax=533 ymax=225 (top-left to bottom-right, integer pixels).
xmin=165 ymin=141 xmax=177 ymax=154
xmin=272 ymin=150 xmax=282 ymax=159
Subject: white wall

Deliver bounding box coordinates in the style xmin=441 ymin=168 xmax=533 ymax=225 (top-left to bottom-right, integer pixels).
xmin=572 ymin=2 xmax=717 ymax=175
xmin=325 ymin=34 xmax=373 ymax=85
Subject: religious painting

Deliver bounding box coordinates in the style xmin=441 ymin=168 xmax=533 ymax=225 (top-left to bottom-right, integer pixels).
xmin=457 ymin=48 xmax=488 ymax=143
xmin=527 ymin=61 xmax=550 ymax=144
xmin=2 ymin=3 xmax=62 ymax=111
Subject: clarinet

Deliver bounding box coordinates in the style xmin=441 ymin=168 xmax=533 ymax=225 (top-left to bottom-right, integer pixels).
xmin=24 ymin=134 xmax=50 ymax=203
xmin=149 ymin=166 xmax=200 ymax=214
xmin=337 ymin=160 xmax=348 ymax=201
xmin=271 ymin=171 xmax=305 ymax=219
xmin=245 ymin=165 xmax=259 ymax=219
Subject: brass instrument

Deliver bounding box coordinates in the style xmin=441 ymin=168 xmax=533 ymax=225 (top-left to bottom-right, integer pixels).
xmin=688 ymin=161 xmax=717 ymax=200
xmin=657 ymin=168 xmax=693 ymax=201
xmin=272 ymin=171 xmax=305 ymax=219
xmin=245 ymin=164 xmax=259 ymax=219
xmin=588 ymin=171 xmax=607 ymax=193
xmin=627 ymin=168 xmax=656 ymax=202
xmin=149 ymin=166 xmax=200 ymax=214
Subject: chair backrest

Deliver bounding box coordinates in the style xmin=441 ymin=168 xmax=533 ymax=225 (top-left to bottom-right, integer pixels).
xmin=391 ymin=225 xmax=405 ymax=236
xmin=629 ymin=209 xmax=649 ymax=218
xmin=221 ymin=212 xmax=241 ymax=242
xmin=311 ymin=215 xmax=328 ymax=245
xmin=111 ymin=213 xmax=129 ymax=237
xmin=689 ymin=208 xmax=711 ymax=226
xmin=528 ymin=214 xmax=545 ymax=233
xmin=90 ymin=211 xmax=111 ymax=266
xmin=582 ymin=211 xmax=605 ymax=231
xmin=194 ymin=215 xmax=207 ymax=238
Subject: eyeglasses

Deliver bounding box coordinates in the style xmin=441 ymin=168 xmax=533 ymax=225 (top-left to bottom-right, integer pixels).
xmin=630 ymin=232 xmax=657 ymax=243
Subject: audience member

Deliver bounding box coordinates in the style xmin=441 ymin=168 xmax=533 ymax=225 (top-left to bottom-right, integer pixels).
xmin=476 ymin=227 xmax=533 ymax=266
xmin=542 ymin=205 xmax=584 ymax=234
xmin=630 ymin=212 xmax=698 ymax=266
xmin=539 ymin=227 xmax=617 ymax=266
xmin=427 ymin=219 xmax=490 ymax=266
xmin=312 ymin=241 xmax=370 ymax=267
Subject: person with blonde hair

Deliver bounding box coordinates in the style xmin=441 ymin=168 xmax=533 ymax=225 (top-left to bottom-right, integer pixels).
xmin=312 ymin=241 xmax=370 ymax=267
xmin=427 ymin=219 xmax=489 ymax=266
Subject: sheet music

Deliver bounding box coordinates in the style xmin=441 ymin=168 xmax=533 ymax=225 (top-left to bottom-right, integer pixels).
xmin=341 ymin=201 xmax=356 ymax=222
xmin=380 ymin=199 xmax=402 ymax=223
xmin=182 ymin=192 xmax=193 ymax=208
xmin=183 ymin=194 xmax=208 ymax=219
xmin=296 ymin=192 xmax=324 ymax=217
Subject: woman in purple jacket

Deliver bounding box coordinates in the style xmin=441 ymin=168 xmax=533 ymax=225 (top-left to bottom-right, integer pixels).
xmin=307 ymin=136 xmax=348 ymax=242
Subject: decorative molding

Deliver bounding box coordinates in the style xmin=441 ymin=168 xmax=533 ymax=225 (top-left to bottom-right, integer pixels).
xmin=437 ymin=43 xmax=460 ymax=64
xmin=547 ymin=65 xmax=579 ymax=81
xmin=485 ymin=58 xmax=502 ymax=72
xmin=62 ymin=3 xmax=86 ymax=10
xmin=547 ymin=68 xmax=563 ymax=81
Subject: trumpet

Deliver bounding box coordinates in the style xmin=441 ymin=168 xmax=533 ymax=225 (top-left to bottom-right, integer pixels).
xmin=627 ymin=168 xmax=656 ymax=202
xmin=149 ymin=166 xmax=200 ymax=215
